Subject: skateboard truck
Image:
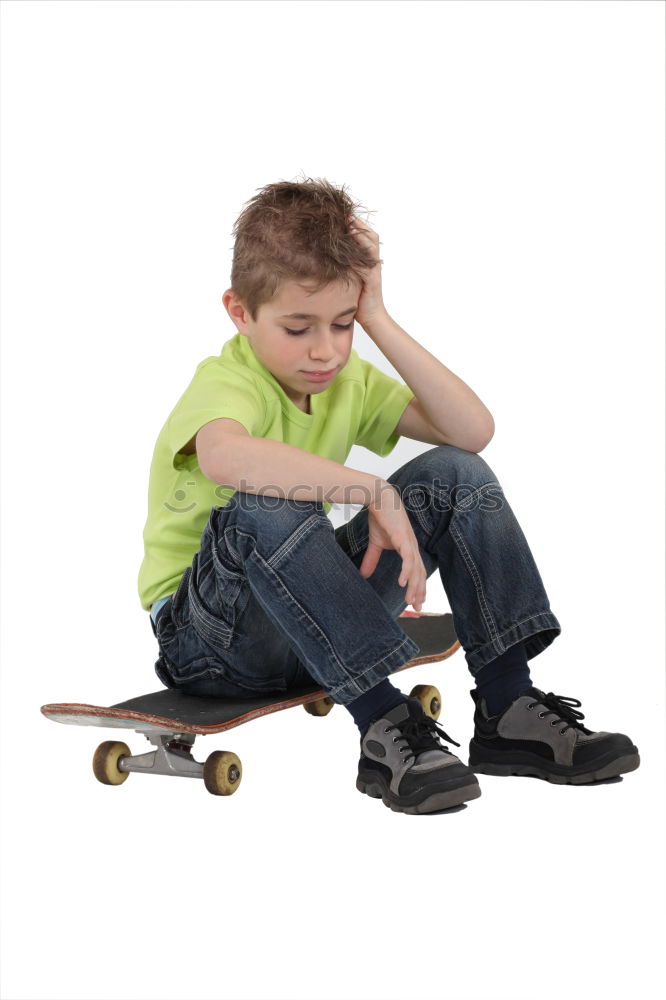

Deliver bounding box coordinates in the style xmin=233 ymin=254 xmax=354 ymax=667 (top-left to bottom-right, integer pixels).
xmin=93 ymin=731 xmax=244 ymax=795
xmin=117 ymin=732 xmax=204 ymax=780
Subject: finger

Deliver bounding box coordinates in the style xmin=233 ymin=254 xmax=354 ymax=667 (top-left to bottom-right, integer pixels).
xmin=349 ymin=215 xmax=377 ymax=238
xmin=414 ymin=568 xmax=428 ymax=611
xmin=359 ymin=543 xmax=382 ymax=579
xmin=398 ymin=557 xmax=412 ymax=588
xmin=413 ymin=565 xmax=427 ymax=607
xmin=406 ymin=563 xmax=427 ymax=608
xmin=412 ymin=578 xmax=427 ymax=611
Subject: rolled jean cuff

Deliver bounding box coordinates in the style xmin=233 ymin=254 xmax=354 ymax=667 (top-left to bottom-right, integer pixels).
xmin=326 ymin=634 xmax=421 ymax=706
xmin=465 ymin=611 xmax=562 ymax=675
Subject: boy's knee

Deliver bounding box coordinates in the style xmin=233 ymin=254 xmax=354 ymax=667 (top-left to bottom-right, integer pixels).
xmin=218 ymin=492 xmax=328 ymax=543
xmin=396 ymin=446 xmax=502 ymax=530
xmin=233 ymin=491 xmax=323 ymax=519
xmin=411 ymin=444 xmax=497 ymax=489
xmin=447 ymin=445 xmax=496 ymax=484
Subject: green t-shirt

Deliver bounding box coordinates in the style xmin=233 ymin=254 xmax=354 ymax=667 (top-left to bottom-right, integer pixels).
xmin=137 ymin=332 xmax=415 ymax=611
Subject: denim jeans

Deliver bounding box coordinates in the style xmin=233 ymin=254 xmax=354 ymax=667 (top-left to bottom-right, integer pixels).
xmin=149 ymin=444 xmax=561 ymax=706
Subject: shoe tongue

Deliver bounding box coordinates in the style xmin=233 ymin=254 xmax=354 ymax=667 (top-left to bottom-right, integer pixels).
xmin=384 ymin=701 xmax=411 ymax=724
xmin=384 ymin=701 xmax=448 ymax=764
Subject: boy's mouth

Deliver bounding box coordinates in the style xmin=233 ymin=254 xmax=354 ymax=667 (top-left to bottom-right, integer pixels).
xmin=301 ymin=368 xmax=337 ymax=381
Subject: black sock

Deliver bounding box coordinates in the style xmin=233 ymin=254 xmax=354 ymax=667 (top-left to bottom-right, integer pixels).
xmin=474 ymin=642 xmax=532 ymax=717
xmin=345 ymin=679 xmax=408 ymax=740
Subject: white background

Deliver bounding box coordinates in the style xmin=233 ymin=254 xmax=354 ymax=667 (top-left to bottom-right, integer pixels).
xmin=1 ymin=2 xmax=664 ymax=998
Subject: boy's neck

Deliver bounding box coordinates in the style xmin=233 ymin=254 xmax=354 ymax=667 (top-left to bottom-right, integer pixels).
xmin=278 ymin=377 xmax=311 ymax=413
xmin=290 ymin=391 xmax=311 ymax=414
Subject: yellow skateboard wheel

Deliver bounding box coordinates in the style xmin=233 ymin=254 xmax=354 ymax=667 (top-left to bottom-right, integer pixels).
xmin=92 ymin=740 xmax=131 ymax=785
xmin=203 ymin=750 xmax=243 ymax=795
xmin=303 ymin=696 xmax=334 ymax=716
xmin=409 ymin=684 xmax=442 ymax=720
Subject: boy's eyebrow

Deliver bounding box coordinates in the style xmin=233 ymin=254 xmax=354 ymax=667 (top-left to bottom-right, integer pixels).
xmin=278 ymin=306 xmax=358 ymax=320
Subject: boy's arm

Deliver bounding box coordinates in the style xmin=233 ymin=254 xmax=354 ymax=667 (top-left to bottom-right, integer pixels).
xmin=348 ymin=216 xmax=494 ymax=453
xmin=366 ymin=312 xmax=495 ymax=453
xmin=196 ymin=418 xmax=387 ymax=508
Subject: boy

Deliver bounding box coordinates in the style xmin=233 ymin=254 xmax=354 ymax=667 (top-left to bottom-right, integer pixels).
xmin=138 ymin=178 xmax=639 ymax=815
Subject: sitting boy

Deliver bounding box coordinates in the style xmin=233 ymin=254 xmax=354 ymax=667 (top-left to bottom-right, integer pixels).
xmin=138 ymin=177 xmax=639 ymax=815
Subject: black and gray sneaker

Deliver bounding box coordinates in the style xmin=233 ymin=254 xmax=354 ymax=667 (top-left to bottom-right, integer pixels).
xmin=357 ymin=698 xmax=482 ymax=814
xmin=468 ymin=686 xmax=640 ymax=784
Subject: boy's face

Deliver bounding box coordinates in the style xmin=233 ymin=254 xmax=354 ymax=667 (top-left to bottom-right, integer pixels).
xmin=223 ymin=279 xmax=360 ymax=411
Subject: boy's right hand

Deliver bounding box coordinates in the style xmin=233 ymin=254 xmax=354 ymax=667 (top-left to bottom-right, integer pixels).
xmin=360 ymin=482 xmax=427 ymax=613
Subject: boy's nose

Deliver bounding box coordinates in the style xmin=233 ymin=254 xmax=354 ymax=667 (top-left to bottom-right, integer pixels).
xmin=309 ymin=340 xmax=336 ymax=365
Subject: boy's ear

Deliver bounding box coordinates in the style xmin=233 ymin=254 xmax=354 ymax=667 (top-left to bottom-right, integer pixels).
xmin=222 ymin=289 xmax=251 ymax=333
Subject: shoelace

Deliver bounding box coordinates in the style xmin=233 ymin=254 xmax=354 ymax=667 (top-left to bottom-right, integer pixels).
xmin=385 ymin=715 xmax=460 ymax=765
xmin=528 ymin=691 xmax=588 ymax=734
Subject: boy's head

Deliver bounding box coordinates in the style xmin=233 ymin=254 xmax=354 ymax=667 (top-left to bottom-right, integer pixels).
xmin=223 ymin=176 xmax=378 ymax=410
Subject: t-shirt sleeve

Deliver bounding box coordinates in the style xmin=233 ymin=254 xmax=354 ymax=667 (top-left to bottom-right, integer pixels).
xmin=166 ymin=363 xmax=266 ymax=470
xmin=354 ymin=359 xmax=415 ymax=457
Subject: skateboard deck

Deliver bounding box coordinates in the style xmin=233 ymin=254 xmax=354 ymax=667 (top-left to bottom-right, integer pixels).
xmin=41 ymin=610 xmax=459 ymax=796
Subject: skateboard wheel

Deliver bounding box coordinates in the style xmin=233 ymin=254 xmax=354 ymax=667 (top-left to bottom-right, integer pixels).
xmin=92 ymin=741 xmax=131 ymax=785
xmin=303 ymin=696 xmax=334 ymax=717
xmin=409 ymin=684 xmax=442 ymax=720
xmin=203 ymin=750 xmax=243 ymax=796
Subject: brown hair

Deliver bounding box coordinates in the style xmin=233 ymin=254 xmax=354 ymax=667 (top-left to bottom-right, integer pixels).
xmin=229 ymin=175 xmax=379 ymax=321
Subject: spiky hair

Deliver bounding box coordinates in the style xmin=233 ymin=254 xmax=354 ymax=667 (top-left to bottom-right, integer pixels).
xmin=229 ymin=174 xmax=379 ymax=320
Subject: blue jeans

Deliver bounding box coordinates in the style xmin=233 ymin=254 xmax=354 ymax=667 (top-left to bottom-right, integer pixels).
xmin=149 ymin=445 xmax=561 ymax=706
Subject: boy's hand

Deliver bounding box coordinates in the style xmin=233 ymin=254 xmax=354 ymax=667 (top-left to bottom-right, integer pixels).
xmin=348 ymin=215 xmax=389 ymax=329
xmin=360 ymin=483 xmax=427 ymax=613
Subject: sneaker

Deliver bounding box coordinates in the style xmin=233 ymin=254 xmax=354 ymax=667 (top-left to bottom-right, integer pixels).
xmin=357 ymin=698 xmax=482 ymax=814
xmin=468 ymin=685 xmax=640 ymax=784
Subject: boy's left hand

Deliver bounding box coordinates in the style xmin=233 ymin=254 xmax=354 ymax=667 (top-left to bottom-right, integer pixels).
xmin=348 ymin=215 xmax=389 ymax=330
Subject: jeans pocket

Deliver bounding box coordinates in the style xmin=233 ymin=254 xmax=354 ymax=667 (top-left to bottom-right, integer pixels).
xmin=152 ymin=598 xmax=231 ymax=689
xmin=187 ymin=547 xmax=250 ymax=654
xmin=188 ymin=586 xmax=235 ymax=651
xmin=211 ymin=544 xmax=248 ymax=613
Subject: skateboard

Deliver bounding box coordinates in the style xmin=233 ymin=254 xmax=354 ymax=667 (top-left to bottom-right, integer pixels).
xmin=41 ymin=610 xmax=460 ymax=797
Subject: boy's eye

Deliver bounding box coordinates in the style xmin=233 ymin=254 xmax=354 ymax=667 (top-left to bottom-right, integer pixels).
xmin=284 ymin=322 xmax=354 ymax=336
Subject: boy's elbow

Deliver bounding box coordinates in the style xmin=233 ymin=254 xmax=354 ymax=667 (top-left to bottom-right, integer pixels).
xmin=471 ymin=417 xmax=495 ymax=453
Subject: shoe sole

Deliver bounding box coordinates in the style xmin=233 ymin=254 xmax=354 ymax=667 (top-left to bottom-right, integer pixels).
xmin=469 ymin=752 xmax=640 ymax=784
xmin=356 ymin=776 xmax=481 ymax=814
